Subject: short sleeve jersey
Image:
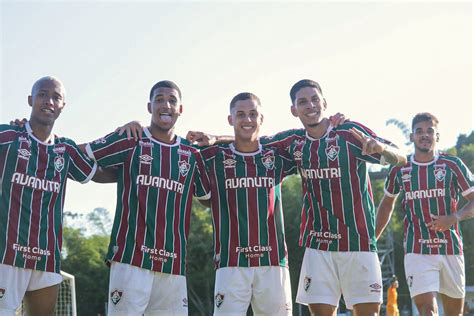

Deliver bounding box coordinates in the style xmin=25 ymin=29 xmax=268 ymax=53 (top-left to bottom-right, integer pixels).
xmin=200 ymin=143 xmax=296 ymax=269
xmin=86 ymin=128 xmax=210 ymax=276
xmin=384 ymin=153 xmax=474 ymax=255
xmin=262 ymin=121 xmax=395 ymax=252
xmin=0 ymin=123 xmax=97 ymax=273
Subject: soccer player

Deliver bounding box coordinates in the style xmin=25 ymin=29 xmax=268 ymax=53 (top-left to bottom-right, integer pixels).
xmin=0 ymin=76 xmax=113 ymax=315
xmin=386 ymin=275 xmax=400 ymax=316
xmin=188 ymin=79 xmax=406 ymax=316
xmin=376 ymin=112 xmax=474 ymax=316
xmin=199 ymin=92 xmax=296 ymax=315
xmin=85 ymin=80 xmax=211 ymax=315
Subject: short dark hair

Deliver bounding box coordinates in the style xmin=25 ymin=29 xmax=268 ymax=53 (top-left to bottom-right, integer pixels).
xmin=149 ymin=80 xmax=182 ymax=101
xmin=31 ymin=76 xmax=66 ymax=99
xmin=411 ymin=112 xmax=439 ymax=130
xmin=229 ymin=92 xmax=261 ymax=110
xmin=290 ymin=79 xmax=323 ymax=104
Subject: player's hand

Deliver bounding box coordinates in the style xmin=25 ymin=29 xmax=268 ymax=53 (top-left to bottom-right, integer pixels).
xmin=349 ymin=128 xmax=385 ymax=155
xmin=186 ymin=131 xmax=216 ymax=146
xmin=329 ymin=112 xmax=348 ymax=127
xmin=116 ymin=121 xmax=144 ymax=141
xmin=10 ymin=118 xmax=27 ymax=127
xmin=427 ymin=214 xmax=457 ymax=232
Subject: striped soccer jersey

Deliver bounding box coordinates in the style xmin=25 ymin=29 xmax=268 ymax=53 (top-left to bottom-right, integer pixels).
xmin=384 ymin=153 xmax=474 ymax=255
xmin=85 ymin=128 xmax=210 ymax=276
xmin=200 ymin=143 xmax=296 ymax=269
xmin=262 ymin=121 xmax=394 ymax=252
xmin=0 ymin=123 xmax=97 ymax=273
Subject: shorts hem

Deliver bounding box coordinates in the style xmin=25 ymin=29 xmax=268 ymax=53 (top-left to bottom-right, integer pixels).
xmin=345 ymin=296 xmax=382 ymax=309
xmin=296 ymin=295 xmax=339 ymax=307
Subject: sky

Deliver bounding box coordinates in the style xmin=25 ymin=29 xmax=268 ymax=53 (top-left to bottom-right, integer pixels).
xmin=1 ymin=1 xmax=472 ymax=216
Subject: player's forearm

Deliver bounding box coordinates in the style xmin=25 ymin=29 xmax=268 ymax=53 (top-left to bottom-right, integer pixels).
xmin=375 ymin=197 xmax=396 ymax=239
xmin=381 ymin=145 xmax=407 ymax=166
xmin=214 ymin=135 xmax=234 ymax=144
xmin=454 ymin=199 xmax=474 ymax=222
xmin=92 ymin=166 xmax=118 ymax=183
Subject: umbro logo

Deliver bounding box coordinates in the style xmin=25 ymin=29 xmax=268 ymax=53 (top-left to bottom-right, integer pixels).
xmin=18 ymin=148 xmax=31 ymax=160
xmin=139 ymin=154 xmax=153 ymax=164
xmin=293 ymin=151 xmax=303 ymax=160
xmin=401 ymin=174 xmax=411 ymax=182
xmin=223 ymin=158 xmax=236 ymax=169
xmin=369 ymin=283 xmax=381 ymax=293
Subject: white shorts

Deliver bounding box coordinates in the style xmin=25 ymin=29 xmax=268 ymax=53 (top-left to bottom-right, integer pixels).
xmin=404 ymin=253 xmax=465 ymax=299
xmin=108 ymin=262 xmax=188 ymax=316
xmin=296 ymin=249 xmax=382 ymax=309
xmin=213 ymin=266 xmax=292 ymax=316
xmin=0 ymin=264 xmax=62 ymax=315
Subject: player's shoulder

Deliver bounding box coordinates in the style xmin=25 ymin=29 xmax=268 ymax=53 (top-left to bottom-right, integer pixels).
xmin=0 ymin=124 xmax=24 ymax=133
xmin=334 ymin=120 xmax=373 ymax=132
xmin=437 ymin=152 xmax=464 ymax=165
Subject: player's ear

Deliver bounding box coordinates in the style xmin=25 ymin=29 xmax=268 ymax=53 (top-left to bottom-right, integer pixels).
xmin=179 ymin=104 xmax=183 ymax=115
xmin=436 ymin=133 xmax=440 ymax=142
xmin=290 ymin=105 xmax=298 ymax=117
xmin=228 ymin=114 xmax=233 ymax=126
xmin=260 ymin=113 xmax=264 ymax=125
xmin=147 ymin=102 xmax=152 ymax=114
xmin=409 ymin=133 xmax=414 ymax=142
xmin=323 ymin=98 xmax=327 ymax=110
xmin=28 ymin=96 xmax=33 ymax=107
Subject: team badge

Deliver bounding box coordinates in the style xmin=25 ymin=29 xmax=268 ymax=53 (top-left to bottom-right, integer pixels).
xmin=139 ymin=154 xmax=153 ymax=164
xmin=304 ymin=276 xmax=311 ymax=292
xmin=325 ymin=145 xmax=339 ymax=161
xmin=182 ymin=298 xmax=188 ymax=307
xmin=407 ymin=276 xmax=413 ymax=288
xmin=54 ymin=156 xmax=65 ymax=172
xmin=293 ymin=151 xmax=303 ymax=161
xmin=178 ymin=160 xmax=191 ymax=177
xmin=223 ymin=158 xmax=236 ymax=169
xmin=215 ymin=293 xmax=224 ymax=308
xmin=0 ymin=288 xmax=5 ymax=299
xmin=261 ymin=154 xmax=275 ymax=170
xmin=110 ymin=289 xmax=123 ymax=305
xmin=18 ymin=148 xmax=31 ymax=160
xmin=369 ymin=283 xmax=381 ymax=293
xmin=434 ymin=168 xmax=446 ymax=182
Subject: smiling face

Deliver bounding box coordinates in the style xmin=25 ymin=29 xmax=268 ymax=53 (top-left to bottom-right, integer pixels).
xmin=291 ymin=86 xmax=327 ymax=130
xmin=410 ymin=120 xmax=439 ymax=154
xmin=228 ymin=98 xmax=263 ymax=143
xmin=148 ymin=86 xmax=182 ymax=133
xmin=28 ymin=78 xmax=66 ymax=126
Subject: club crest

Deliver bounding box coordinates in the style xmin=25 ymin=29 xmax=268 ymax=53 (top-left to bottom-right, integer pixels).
xmin=215 ymin=293 xmax=224 ymax=308
xmin=110 ymin=289 xmax=123 ymax=305
xmin=179 ymin=160 xmax=191 ymax=177
xmin=407 ymin=276 xmax=413 ymax=288
xmin=325 ymin=145 xmax=339 ymax=161
xmin=261 ymin=154 xmax=275 ymax=170
xmin=0 ymin=288 xmax=5 ymax=299
xmin=54 ymin=156 xmax=65 ymax=172
xmin=304 ymin=276 xmax=311 ymax=292
xmin=434 ymin=168 xmax=446 ymax=181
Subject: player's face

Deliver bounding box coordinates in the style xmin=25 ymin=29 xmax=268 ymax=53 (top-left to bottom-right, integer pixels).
xmin=228 ymin=99 xmax=263 ymax=142
xmin=148 ymin=87 xmax=182 ymax=132
xmin=410 ymin=120 xmax=439 ymax=153
xmin=291 ymin=87 xmax=326 ymax=129
xmin=28 ymin=80 xmax=66 ymax=126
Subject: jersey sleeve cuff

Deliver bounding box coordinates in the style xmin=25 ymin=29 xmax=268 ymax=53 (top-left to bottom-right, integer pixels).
xmin=384 ymin=188 xmax=398 ymax=198
xmin=461 ymin=186 xmax=474 ymax=197
xmin=81 ymin=162 xmax=98 ymax=184
xmin=85 ymin=143 xmax=96 ymax=161
xmin=196 ymin=192 xmax=211 ymax=200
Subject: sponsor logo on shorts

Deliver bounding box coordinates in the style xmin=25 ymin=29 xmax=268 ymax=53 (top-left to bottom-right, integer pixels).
xmin=0 ymin=288 xmax=5 ymax=299
xmin=110 ymin=289 xmax=123 ymax=305
xmin=369 ymin=283 xmax=381 ymax=293
xmin=407 ymin=276 xmax=413 ymax=288
xmin=304 ymin=276 xmax=311 ymax=292
xmin=215 ymin=293 xmax=224 ymax=308
xmin=182 ymin=298 xmax=188 ymax=307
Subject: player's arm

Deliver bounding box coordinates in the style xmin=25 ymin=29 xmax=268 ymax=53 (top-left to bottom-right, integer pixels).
xmin=198 ymin=198 xmax=211 ymax=207
xmin=91 ymin=166 xmax=118 ymax=183
xmin=349 ymin=128 xmax=407 ymax=166
xmin=186 ymin=131 xmax=233 ymax=147
xmin=427 ymin=191 xmax=474 ymax=232
xmin=115 ymin=120 xmax=146 ymax=141
xmin=375 ymin=194 xmax=397 ymax=239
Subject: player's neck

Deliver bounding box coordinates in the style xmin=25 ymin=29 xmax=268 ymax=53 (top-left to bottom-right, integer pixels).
xmin=306 ymin=118 xmax=330 ymax=139
xmin=149 ymin=125 xmax=177 ymax=144
xmin=28 ymin=118 xmax=54 ymax=143
xmin=414 ymin=150 xmax=435 ymax=163
xmin=234 ymin=138 xmax=259 ymax=153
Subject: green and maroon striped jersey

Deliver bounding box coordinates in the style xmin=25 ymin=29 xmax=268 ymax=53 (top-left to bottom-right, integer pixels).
xmin=200 ymin=143 xmax=296 ymax=269
xmin=262 ymin=121 xmax=395 ymax=252
xmin=85 ymin=128 xmax=210 ymax=276
xmin=384 ymin=153 xmax=474 ymax=255
xmin=0 ymin=123 xmax=97 ymax=273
